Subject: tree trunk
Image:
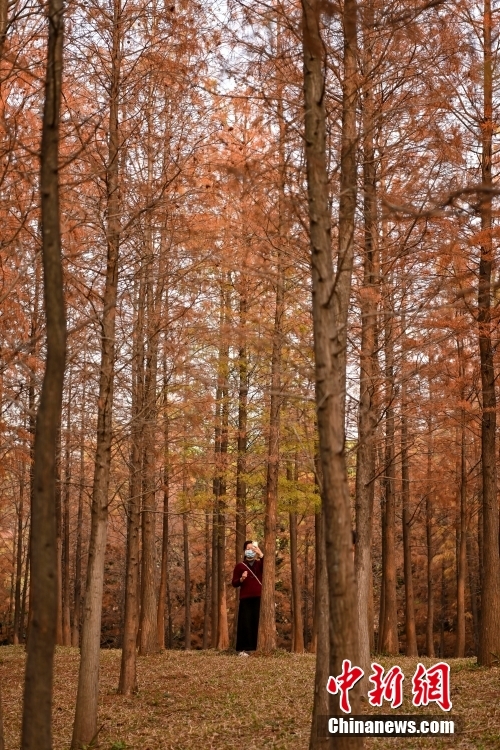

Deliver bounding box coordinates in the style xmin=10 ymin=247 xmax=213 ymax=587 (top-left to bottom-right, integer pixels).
xmin=71 ymin=0 xmax=121 ymax=742
xmin=214 ymin=281 xmax=230 ymax=651
xmin=290 ymin=509 xmax=304 ymax=653
xmin=71 ymin=376 xmax=86 ymax=649
xmin=183 ymin=506 xmax=191 ymax=650
xmin=157 ymin=385 xmax=170 ymax=650
xmin=455 ymin=377 xmax=467 ymax=658
xmin=13 ymin=468 xmax=25 ymax=644
xmin=21 ymin=0 xmax=66 ymax=744
xmin=118 ymin=269 xmax=144 ymax=694
xmin=309 ymin=511 xmax=330 ymax=750
xmin=425 ymin=418 xmax=435 ymax=657
xmin=355 ymin=0 xmax=378 ymax=677
xmin=257 ymin=72 xmax=286 ymax=655
xmin=477 ymin=0 xmax=500 ymax=668
xmin=203 ymin=509 xmax=211 ymax=649
xmin=379 ymin=288 xmax=398 ymax=655
xmin=302 ymin=0 xmax=362 ymax=735
xmin=62 ymin=378 xmax=72 ymax=646
xmin=401 ymin=360 xmax=417 ymax=656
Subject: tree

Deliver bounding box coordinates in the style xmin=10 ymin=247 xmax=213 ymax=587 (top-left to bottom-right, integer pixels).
xmin=21 ymin=0 xmax=66 ymax=746
xmin=302 ymin=0 xmax=362 ymax=745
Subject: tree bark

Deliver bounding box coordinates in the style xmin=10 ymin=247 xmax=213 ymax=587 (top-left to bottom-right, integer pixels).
xmin=157 ymin=383 xmax=170 ymax=650
xmin=355 ymin=0 xmax=378 ymax=677
xmin=455 ymin=350 xmax=467 ymax=657
xmin=290 ymin=509 xmax=304 ymax=653
xmin=118 ymin=269 xmax=144 ymax=694
xmin=309 ymin=510 xmax=330 ymax=750
xmin=258 ymin=38 xmax=286 ymax=652
xmin=477 ymin=0 xmax=500 ymax=668
xmin=183 ymin=505 xmax=191 ymax=650
xmin=71 ymin=373 xmax=86 ymax=648
xmin=401 ymin=358 xmax=417 ymax=656
xmin=21 ymin=0 xmax=66 ymax=744
xmin=62 ymin=378 xmax=72 ymax=646
xmin=302 ymin=0 xmax=362 ymax=738
xmin=72 ymin=1 xmax=121 ymax=743
xmin=425 ymin=417 xmax=435 ymax=657
xmin=13 ymin=468 xmax=25 ymax=644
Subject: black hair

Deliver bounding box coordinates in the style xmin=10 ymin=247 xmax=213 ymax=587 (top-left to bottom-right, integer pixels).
xmin=243 ymin=539 xmax=254 ymax=551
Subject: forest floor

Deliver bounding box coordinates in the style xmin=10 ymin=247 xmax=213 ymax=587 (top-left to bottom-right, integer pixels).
xmin=1 ymin=646 xmax=499 ymax=749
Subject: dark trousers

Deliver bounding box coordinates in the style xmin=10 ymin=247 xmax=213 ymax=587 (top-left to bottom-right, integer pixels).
xmin=236 ymin=596 xmax=261 ymax=651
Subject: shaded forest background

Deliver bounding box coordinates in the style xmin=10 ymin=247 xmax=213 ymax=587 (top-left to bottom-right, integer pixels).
xmin=0 ymin=0 xmax=497 ymax=668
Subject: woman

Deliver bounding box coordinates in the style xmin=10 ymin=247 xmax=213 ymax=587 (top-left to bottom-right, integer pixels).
xmin=232 ymin=540 xmax=264 ymax=655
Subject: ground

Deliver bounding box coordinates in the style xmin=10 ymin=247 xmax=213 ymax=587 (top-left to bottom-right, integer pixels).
xmin=1 ymin=647 xmax=499 ymax=749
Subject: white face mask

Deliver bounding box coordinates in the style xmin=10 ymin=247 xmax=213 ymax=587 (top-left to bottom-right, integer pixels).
xmin=244 ymin=549 xmax=256 ymax=559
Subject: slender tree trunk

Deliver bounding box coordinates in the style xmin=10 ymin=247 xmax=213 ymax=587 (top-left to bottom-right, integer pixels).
xmin=13 ymin=469 xmax=25 ymax=644
xmin=379 ymin=289 xmax=398 ymax=655
xmin=467 ymin=529 xmax=479 ymax=654
xmin=425 ymin=418 xmax=435 ymax=657
xmin=216 ymin=324 xmax=230 ymax=651
xmin=55 ymin=436 xmax=63 ymax=645
xmin=62 ymin=379 xmax=72 ymax=646
xmin=478 ymin=0 xmax=500 ymax=667
xmin=304 ymin=530 xmax=310 ymax=651
xmin=71 ymin=376 xmax=86 ymax=649
xmin=203 ymin=510 xmax=211 ymax=649
xmin=355 ymin=0 xmax=378 ymax=677
xmin=183 ymin=505 xmax=191 ymax=650
xmin=309 ymin=511 xmax=330 ymax=750
xmin=290 ymin=509 xmax=304 ymax=653
xmin=456 ymin=379 xmax=467 ymax=657
xmin=21 ymin=0 xmax=66 ymax=744
xmin=302 ymin=0 xmax=362 ymax=737
xmin=157 ymin=386 xmax=170 ymax=650
xmin=257 ymin=80 xmax=286 ymax=655
xmin=72 ymin=1 xmax=121 ymax=742
xmin=118 ymin=267 xmax=144 ymax=694
xmin=401 ymin=361 xmax=417 ymax=656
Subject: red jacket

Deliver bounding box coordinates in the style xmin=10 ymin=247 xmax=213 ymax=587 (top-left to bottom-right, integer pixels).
xmin=232 ymin=558 xmax=263 ymax=599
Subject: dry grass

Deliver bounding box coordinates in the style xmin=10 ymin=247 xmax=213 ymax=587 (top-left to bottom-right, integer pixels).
xmin=1 ymin=646 xmax=499 ymax=749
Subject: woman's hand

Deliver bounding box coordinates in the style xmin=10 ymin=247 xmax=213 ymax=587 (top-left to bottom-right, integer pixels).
xmin=240 ymin=570 xmax=248 ymax=583
xmin=251 ymin=544 xmax=263 ymax=558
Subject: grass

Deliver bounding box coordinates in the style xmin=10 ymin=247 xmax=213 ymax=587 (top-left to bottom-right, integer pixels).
xmin=1 ymin=646 xmax=499 ymax=748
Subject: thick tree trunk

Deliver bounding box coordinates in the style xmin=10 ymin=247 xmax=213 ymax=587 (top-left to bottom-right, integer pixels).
xmin=302 ymin=0 xmax=362 ymax=739
xmin=478 ymin=0 xmax=500 ymax=667
xmin=72 ymin=1 xmax=121 ymax=743
xmin=21 ymin=0 xmax=66 ymax=744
